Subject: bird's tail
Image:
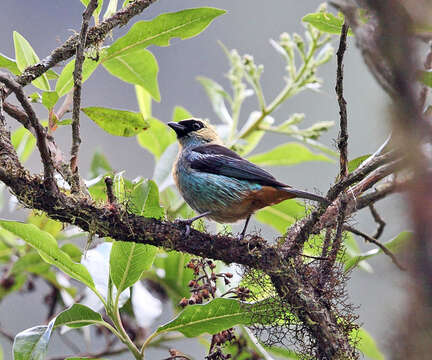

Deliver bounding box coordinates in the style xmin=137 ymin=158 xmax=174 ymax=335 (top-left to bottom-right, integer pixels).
xmin=282 ymin=188 xmax=330 ymax=205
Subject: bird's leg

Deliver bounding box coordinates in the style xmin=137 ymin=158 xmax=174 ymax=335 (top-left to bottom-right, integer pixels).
xmin=176 ymin=211 xmax=211 ymax=237
xmin=238 ymin=215 xmax=252 ymax=240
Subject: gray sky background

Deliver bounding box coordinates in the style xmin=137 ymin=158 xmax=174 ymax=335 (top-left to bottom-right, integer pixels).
xmin=0 ymin=1 xmax=408 ymax=359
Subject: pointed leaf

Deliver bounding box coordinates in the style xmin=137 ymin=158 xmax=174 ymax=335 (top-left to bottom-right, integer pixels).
xmin=154 ymin=251 xmax=194 ymax=303
xmin=0 ymin=52 xmax=20 ymax=75
xmin=135 ymin=85 xmax=152 ymax=119
xmin=248 ymin=143 xmax=332 ymax=166
xmin=345 ymin=231 xmax=412 ymax=272
xmin=197 ymin=76 xmax=232 ymax=124
xmin=54 ymin=304 xmax=103 ymax=328
xmin=90 ymin=151 xmax=112 ymax=178
xmin=42 ymin=91 xmax=59 ymax=110
xmin=172 ymin=106 xmax=192 ymax=122
xmin=137 ymin=117 xmax=176 ymax=159
xmin=103 ymin=48 xmax=160 ymax=101
xmin=56 ymin=57 xmax=100 ymax=97
xmin=153 ymin=142 xmax=178 ymax=191
xmin=130 ymin=179 xmax=165 ymax=219
xmin=110 ymin=241 xmax=157 ymax=293
xmin=13 ymin=31 xmax=50 ymax=91
xmin=348 ymin=154 xmax=371 ymax=173
xmin=352 ymin=328 xmax=385 ymax=360
xmin=0 ymin=220 xmax=95 ymax=290
xmin=82 ymin=107 xmax=149 ymax=136
xmin=103 ymin=8 xmax=225 ymax=59
xmin=157 ymin=298 xmax=255 ymax=337
xmin=302 ymin=12 xmax=354 ymax=35
xmin=103 ymin=0 xmax=118 ymax=20
xmin=11 ymin=126 xmax=36 ymax=163
xmin=256 ymin=200 xmax=306 ymax=233
xmin=13 ymin=321 xmax=54 ymax=360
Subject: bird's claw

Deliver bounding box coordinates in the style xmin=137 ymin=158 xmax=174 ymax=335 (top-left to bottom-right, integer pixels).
xmin=174 ymin=219 xmax=193 ymax=237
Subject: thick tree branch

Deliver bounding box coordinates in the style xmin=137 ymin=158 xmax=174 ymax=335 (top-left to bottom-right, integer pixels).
xmin=14 ymin=0 xmax=158 ymax=88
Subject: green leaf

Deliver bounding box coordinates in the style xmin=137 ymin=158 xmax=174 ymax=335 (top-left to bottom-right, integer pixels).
xmin=11 ymin=252 xmax=50 ymax=275
xmin=103 ymin=48 xmax=160 ymax=101
xmin=172 ymin=106 xmax=193 ymax=122
xmin=41 ymin=91 xmax=59 ymax=110
xmin=154 ymin=251 xmax=194 ymax=303
xmin=0 ymin=220 xmax=95 ymax=290
xmin=157 ymin=298 xmax=254 ymax=337
xmin=103 ymin=8 xmax=225 ymax=59
xmin=82 ymin=106 xmax=149 ymax=137
xmin=352 ymin=328 xmax=385 ymax=360
xmin=54 ymin=304 xmax=103 ymax=328
xmin=28 ymin=212 xmax=63 ymax=238
xmin=0 ymin=52 xmax=20 ymax=75
xmin=60 ymin=244 xmax=83 ymax=263
xmin=197 ymin=76 xmax=232 ymax=124
xmin=263 ymin=344 xmax=301 ymax=359
xmin=237 ymin=112 xmax=273 ymax=156
xmin=103 ymin=0 xmax=118 ymax=20
xmin=302 ymin=12 xmax=354 ymax=36
xmin=255 ymin=199 xmax=306 ymax=233
xmin=348 ymin=154 xmax=371 ymax=173
xmin=248 ymin=143 xmax=332 ymax=166
xmin=130 ymin=179 xmax=165 ymax=219
xmin=13 ymin=31 xmax=50 ymax=91
xmin=56 ymin=57 xmax=100 ymax=97
xmin=46 ymin=69 xmax=59 ymax=80
xmin=135 ymin=85 xmax=152 ymax=119
xmin=110 ymin=241 xmax=157 ymax=293
xmin=13 ymin=321 xmax=54 ymax=360
xmin=137 ymin=118 xmax=176 ymax=159
xmin=11 ymin=126 xmax=36 ymax=163
xmin=90 ymin=151 xmax=112 ymax=178
xmin=153 ymin=143 xmax=179 ymax=191
xmin=345 ymin=231 xmax=412 ymax=272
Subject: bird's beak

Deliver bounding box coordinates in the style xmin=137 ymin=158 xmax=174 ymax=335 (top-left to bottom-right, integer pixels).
xmin=167 ymin=122 xmax=187 ymax=138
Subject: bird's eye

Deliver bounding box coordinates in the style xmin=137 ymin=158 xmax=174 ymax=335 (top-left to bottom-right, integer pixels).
xmin=192 ymin=122 xmax=202 ymax=131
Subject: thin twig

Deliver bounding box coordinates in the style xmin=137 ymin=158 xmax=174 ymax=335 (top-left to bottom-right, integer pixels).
xmin=0 ymin=72 xmax=57 ymax=191
xmin=336 ymin=21 xmax=349 ymax=179
xmin=105 ymin=176 xmax=116 ymax=204
xmin=0 ymin=325 xmax=14 ymax=342
xmin=355 ymin=180 xmax=402 ymax=210
xmin=369 ymin=204 xmax=386 ymax=239
xmin=70 ymin=0 xmax=98 ymax=193
xmin=352 ymin=159 xmax=402 ymax=195
xmin=345 ymin=225 xmax=405 ymax=271
xmin=327 ymin=196 xmax=348 ymax=270
xmin=56 ymin=91 xmax=74 ymax=121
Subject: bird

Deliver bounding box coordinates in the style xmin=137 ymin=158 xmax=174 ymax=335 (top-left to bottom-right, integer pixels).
xmin=167 ymin=119 xmax=328 ymax=239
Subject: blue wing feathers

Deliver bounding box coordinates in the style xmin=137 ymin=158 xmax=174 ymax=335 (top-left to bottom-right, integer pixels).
xmin=190 ymin=144 xmax=287 ymax=187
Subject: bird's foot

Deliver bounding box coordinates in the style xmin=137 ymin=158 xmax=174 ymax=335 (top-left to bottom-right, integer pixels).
xmin=174 ymin=218 xmax=194 ymax=237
